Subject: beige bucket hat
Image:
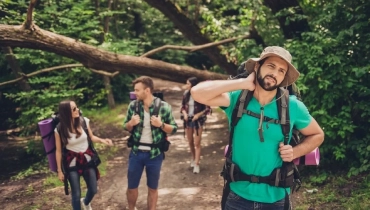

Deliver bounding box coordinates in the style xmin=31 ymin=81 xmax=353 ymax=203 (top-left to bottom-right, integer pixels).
xmin=244 ymin=46 xmax=300 ymax=87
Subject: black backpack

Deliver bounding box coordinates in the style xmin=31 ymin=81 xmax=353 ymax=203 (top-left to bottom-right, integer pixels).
xmin=127 ymin=97 xmax=170 ymax=154
xmin=220 ymin=62 xmax=303 ymax=210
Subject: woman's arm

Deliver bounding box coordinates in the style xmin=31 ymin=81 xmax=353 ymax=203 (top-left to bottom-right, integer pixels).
xmin=87 ymin=123 xmax=114 ymax=146
xmin=180 ymin=91 xmax=188 ymax=120
xmin=55 ymin=131 xmax=64 ymax=182
xmin=193 ymin=104 xmax=210 ymax=120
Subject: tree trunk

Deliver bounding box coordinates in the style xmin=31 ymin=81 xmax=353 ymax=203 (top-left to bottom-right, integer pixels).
xmin=0 ymin=24 xmax=227 ymax=83
xmin=144 ymin=0 xmax=237 ymax=75
xmin=103 ymin=0 xmax=112 ymax=34
xmin=103 ymin=0 xmax=115 ymax=109
xmin=1 ymin=47 xmax=31 ymax=91
xmin=103 ymin=76 xmax=115 ymax=109
xmin=113 ymin=0 xmax=120 ymax=37
xmin=263 ymin=0 xmax=310 ymax=39
xmin=94 ymin=0 xmax=105 ymax=44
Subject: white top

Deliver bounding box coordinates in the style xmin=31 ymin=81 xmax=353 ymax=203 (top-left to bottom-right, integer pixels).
xmin=138 ymin=110 xmax=153 ymax=151
xmin=188 ymin=96 xmax=195 ymax=117
xmin=54 ymin=117 xmax=91 ymax=166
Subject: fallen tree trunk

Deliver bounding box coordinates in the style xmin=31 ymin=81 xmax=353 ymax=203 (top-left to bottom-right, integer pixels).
xmin=0 ymin=24 xmax=228 ymax=83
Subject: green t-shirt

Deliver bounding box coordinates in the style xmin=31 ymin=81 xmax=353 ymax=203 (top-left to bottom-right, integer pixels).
xmin=221 ymin=90 xmax=311 ymax=203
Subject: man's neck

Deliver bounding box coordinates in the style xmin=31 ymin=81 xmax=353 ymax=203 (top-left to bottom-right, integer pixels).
xmin=253 ymin=85 xmax=277 ymax=106
xmin=142 ymin=95 xmax=154 ymax=108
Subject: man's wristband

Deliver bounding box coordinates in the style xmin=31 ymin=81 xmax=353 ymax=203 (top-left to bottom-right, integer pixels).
xmin=160 ymin=122 xmax=165 ymax=129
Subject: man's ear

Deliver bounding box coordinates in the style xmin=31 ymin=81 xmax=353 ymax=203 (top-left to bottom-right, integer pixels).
xmin=254 ymin=63 xmax=260 ymax=72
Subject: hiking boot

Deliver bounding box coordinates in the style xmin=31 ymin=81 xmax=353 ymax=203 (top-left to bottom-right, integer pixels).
xmin=190 ymin=160 xmax=195 ymax=168
xmin=80 ymin=198 xmax=92 ymax=210
xmin=193 ymin=165 xmax=200 ymax=174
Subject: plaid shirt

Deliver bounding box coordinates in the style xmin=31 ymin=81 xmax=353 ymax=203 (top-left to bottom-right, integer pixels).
xmin=65 ymin=148 xmax=100 ymax=179
xmin=123 ymin=98 xmax=178 ymax=158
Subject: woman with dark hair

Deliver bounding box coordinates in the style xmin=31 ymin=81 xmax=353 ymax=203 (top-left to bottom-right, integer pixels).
xmin=55 ymin=100 xmax=113 ymax=210
xmin=181 ymin=77 xmax=211 ymax=174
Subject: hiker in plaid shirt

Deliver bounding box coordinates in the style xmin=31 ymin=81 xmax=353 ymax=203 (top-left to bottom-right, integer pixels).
xmin=123 ymin=76 xmax=178 ymax=210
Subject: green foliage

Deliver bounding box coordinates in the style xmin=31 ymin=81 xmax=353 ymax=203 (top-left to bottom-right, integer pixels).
xmin=287 ymin=0 xmax=370 ymax=176
xmin=4 ymin=68 xmax=106 ymax=135
xmin=0 ymin=0 xmax=135 ymax=132
xmin=309 ymin=171 xmax=328 ymax=185
xmin=82 ymin=103 xmax=128 ymax=126
xmin=11 ymin=160 xmax=47 ymax=181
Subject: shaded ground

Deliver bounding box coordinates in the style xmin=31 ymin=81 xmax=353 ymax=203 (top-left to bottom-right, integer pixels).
xmin=0 ymin=78 xmax=315 ymax=210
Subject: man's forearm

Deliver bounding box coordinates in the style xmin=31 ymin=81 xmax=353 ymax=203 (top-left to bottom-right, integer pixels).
xmin=191 ymin=79 xmax=247 ymax=104
xmin=292 ymin=133 xmax=324 ymax=159
xmin=162 ymin=123 xmax=177 ymax=134
xmin=124 ymin=121 xmax=134 ymax=132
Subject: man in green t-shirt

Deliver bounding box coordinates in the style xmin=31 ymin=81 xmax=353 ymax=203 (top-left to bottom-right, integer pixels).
xmin=191 ymin=46 xmax=324 ymax=210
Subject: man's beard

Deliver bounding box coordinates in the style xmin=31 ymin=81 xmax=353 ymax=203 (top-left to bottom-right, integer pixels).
xmin=137 ymin=92 xmax=149 ymax=101
xmin=256 ymin=68 xmax=279 ymax=91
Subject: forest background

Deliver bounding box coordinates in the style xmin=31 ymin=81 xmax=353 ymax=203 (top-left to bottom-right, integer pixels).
xmin=0 ymin=0 xmax=370 ymax=209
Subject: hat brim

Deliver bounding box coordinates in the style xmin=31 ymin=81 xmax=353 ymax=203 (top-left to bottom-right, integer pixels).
xmin=244 ymin=53 xmax=300 ymax=87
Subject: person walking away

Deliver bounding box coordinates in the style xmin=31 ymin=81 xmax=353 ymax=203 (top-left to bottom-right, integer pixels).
xmin=181 ymin=77 xmax=211 ymax=174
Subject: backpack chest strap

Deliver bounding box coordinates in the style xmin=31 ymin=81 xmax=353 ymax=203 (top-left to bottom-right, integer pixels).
xmin=242 ymin=110 xmax=289 ymax=125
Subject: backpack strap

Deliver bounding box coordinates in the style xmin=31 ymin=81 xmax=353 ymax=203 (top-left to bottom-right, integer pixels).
xmin=152 ymin=97 xmax=162 ymax=116
xmin=80 ymin=116 xmax=92 ymax=144
xmin=130 ymin=100 xmax=140 ymax=134
xmin=133 ymin=97 xmax=161 ymax=116
xmin=226 ymin=90 xmax=253 ymax=158
xmin=277 ymin=88 xmax=290 ymax=145
xmin=134 ymin=100 xmax=139 ymax=114
xmin=80 ymin=116 xmax=99 ymax=154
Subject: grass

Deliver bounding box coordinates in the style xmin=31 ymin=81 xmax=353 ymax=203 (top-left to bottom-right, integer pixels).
xmin=11 ymin=160 xmax=48 ymax=181
xmin=43 ymin=173 xmax=64 ymax=188
xmin=82 ymin=103 xmax=129 ymax=127
xmin=294 ymin=170 xmax=370 ymax=209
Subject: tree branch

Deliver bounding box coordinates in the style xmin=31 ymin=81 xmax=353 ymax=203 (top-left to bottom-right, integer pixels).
xmin=144 ymin=0 xmax=237 ymax=75
xmin=0 ymin=64 xmax=119 ymax=87
xmin=0 ymin=24 xmax=227 ymax=84
xmin=23 ymin=0 xmax=38 ymax=30
xmin=90 ymin=68 xmax=119 ymax=77
xmin=0 ymin=64 xmax=80 ymax=86
xmin=141 ymin=34 xmax=251 ymax=58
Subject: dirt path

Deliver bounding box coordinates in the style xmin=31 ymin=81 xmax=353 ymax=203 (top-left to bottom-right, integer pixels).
xmin=92 ymin=79 xmax=229 ymax=210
